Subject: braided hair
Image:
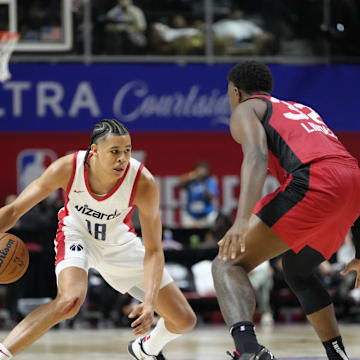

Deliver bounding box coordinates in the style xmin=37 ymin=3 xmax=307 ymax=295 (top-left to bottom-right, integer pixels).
xmin=84 ymin=119 xmax=129 ymax=166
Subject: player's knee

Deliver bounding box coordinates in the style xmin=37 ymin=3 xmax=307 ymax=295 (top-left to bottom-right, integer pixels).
xmin=55 ymin=293 xmax=85 ymax=320
xmin=212 ymin=257 xmax=250 ymax=284
xmin=179 ymin=308 xmax=197 ymax=332
xmin=282 ymin=251 xmax=332 ymax=314
xmin=169 ymin=308 xmax=197 ymax=333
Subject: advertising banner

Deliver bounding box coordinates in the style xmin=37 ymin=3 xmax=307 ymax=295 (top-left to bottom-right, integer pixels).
xmin=1 ymin=63 xmax=360 ymax=132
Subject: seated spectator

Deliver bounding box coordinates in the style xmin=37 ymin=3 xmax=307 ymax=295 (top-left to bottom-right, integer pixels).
xmin=105 ymin=0 xmax=147 ymax=54
xmin=162 ymin=228 xmax=183 ymax=251
xmin=150 ymin=15 xmax=204 ymax=55
xmin=213 ymin=8 xmax=275 ymax=55
xmin=178 ymin=161 xmax=218 ymax=229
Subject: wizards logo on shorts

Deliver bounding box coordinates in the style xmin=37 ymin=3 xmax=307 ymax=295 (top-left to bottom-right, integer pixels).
xmin=17 ymin=149 xmax=57 ymax=193
xmin=70 ymin=243 xmax=84 ymax=252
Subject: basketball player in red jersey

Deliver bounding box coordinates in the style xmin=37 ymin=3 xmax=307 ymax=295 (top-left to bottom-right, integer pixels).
xmin=212 ymin=61 xmax=360 ymax=360
xmin=0 ymin=119 xmax=196 ymax=360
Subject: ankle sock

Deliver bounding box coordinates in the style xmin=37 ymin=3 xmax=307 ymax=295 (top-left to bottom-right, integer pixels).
xmin=142 ymin=318 xmax=181 ymax=355
xmin=230 ymin=321 xmax=260 ymax=354
xmin=0 ymin=343 xmax=12 ymax=360
xmin=322 ymin=336 xmax=348 ymax=360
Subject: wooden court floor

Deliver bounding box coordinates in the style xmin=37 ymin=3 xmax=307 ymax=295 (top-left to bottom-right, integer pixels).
xmin=1 ymin=324 xmax=360 ymax=360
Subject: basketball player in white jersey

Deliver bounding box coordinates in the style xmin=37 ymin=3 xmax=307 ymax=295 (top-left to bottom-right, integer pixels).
xmin=0 ymin=119 xmax=196 ymax=360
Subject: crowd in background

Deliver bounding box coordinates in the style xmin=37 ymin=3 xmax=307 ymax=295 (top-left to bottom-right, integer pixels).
xmin=10 ymin=0 xmax=360 ymax=57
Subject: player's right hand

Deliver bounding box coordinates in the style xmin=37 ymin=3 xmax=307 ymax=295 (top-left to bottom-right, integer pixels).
xmin=128 ymin=302 xmax=155 ymax=336
xmin=340 ymin=258 xmax=360 ymax=288
xmin=218 ymin=220 xmax=249 ymax=261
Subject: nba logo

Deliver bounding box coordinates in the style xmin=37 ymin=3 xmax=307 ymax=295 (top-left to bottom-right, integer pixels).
xmin=17 ymin=150 xmax=57 ymax=193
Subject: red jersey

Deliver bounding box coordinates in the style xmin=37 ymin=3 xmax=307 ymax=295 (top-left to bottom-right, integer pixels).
xmin=250 ymin=95 xmax=357 ymax=184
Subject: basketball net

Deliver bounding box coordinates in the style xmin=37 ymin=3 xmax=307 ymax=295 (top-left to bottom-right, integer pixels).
xmin=0 ymin=31 xmax=19 ymax=83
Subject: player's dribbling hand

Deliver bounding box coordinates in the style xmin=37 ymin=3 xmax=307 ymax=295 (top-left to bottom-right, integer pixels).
xmin=340 ymin=258 xmax=360 ymax=288
xmin=218 ymin=221 xmax=249 ymax=261
xmin=128 ymin=302 xmax=155 ymax=335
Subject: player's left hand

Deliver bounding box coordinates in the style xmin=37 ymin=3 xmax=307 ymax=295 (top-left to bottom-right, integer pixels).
xmin=218 ymin=220 xmax=249 ymax=261
xmin=128 ymin=302 xmax=155 ymax=335
xmin=340 ymin=258 xmax=360 ymax=288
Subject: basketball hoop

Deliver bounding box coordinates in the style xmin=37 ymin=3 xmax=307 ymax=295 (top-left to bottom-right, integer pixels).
xmin=0 ymin=31 xmax=19 ymax=83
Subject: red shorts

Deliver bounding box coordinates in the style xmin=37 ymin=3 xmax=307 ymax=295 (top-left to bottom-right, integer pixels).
xmin=255 ymin=159 xmax=360 ymax=259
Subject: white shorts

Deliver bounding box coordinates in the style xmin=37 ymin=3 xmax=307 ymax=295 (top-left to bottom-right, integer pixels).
xmin=55 ymin=230 xmax=173 ymax=294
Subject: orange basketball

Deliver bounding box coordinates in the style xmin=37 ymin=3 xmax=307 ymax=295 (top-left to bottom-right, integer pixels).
xmin=0 ymin=233 xmax=29 ymax=284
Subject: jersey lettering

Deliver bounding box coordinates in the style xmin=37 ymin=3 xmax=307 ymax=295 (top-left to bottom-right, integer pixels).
xmin=273 ymin=99 xmax=337 ymax=139
xmin=74 ymin=204 xmax=122 ymax=220
xmin=282 ymin=101 xmax=309 ymax=121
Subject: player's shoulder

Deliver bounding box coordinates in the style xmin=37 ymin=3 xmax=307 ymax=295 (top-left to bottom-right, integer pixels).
xmin=137 ymin=166 xmax=156 ymax=190
xmin=53 ymin=153 xmax=75 ymax=170
xmin=243 ymin=97 xmax=268 ymax=111
xmin=46 ymin=153 xmax=77 ymax=182
xmin=37 ymin=153 xmax=77 ymax=191
xmin=232 ymin=97 xmax=268 ymax=123
xmin=132 ymin=165 xmax=158 ymax=207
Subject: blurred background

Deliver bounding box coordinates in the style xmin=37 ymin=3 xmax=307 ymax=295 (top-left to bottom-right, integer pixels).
xmin=0 ymin=0 xmax=359 ymax=330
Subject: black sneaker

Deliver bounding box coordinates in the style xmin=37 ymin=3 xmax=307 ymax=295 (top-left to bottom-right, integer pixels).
xmin=226 ymin=346 xmax=276 ymax=360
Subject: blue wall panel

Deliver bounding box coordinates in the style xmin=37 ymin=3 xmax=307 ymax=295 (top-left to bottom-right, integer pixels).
xmin=0 ymin=63 xmax=359 ymax=132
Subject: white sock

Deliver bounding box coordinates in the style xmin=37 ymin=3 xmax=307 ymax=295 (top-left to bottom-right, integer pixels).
xmin=142 ymin=318 xmax=181 ymax=355
xmin=0 ymin=344 xmax=12 ymax=359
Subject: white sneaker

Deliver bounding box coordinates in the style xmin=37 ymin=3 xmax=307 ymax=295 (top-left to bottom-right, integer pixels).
xmin=128 ymin=337 xmax=166 ymax=360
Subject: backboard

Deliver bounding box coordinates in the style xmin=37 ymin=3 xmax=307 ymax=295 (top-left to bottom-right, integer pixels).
xmin=0 ymin=0 xmax=72 ymax=51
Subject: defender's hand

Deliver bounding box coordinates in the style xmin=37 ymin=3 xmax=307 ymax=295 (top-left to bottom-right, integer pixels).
xmin=341 ymin=258 xmax=360 ymax=288
xmin=218 ymin=221 xmax=249 ymax=261
xmin=128 ymin=302 xmax=155 ymax=336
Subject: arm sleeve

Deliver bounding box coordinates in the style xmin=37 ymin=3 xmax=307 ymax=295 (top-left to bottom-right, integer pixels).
xmin=351 ymin=216 xmax=360 ymax=259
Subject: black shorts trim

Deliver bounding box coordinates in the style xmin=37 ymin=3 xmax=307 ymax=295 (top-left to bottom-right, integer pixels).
xmin=256 ymin=164 xmax=311 ymax=227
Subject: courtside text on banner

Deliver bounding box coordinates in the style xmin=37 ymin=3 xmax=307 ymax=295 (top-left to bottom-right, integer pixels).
xmin=1 ymin=64 xmax=360 ymax=132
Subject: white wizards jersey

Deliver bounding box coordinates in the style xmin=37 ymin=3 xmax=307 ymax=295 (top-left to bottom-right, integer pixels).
xmin=59 ymin=151 xmax=144 ymax=245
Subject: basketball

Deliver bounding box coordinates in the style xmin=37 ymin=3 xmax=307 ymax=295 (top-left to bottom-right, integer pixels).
xmin=0 ymin=233 xmax=29 ymax=284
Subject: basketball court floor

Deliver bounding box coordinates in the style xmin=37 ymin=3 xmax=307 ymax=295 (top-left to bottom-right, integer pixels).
xmin=1 ymin=324 xmax=359 ymax=360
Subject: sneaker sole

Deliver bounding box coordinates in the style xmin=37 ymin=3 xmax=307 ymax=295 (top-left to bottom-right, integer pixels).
xmin=127 ymin=340 xmax=139 ymax=360
xmin=257 ymin=348 xmax=276 ymax=360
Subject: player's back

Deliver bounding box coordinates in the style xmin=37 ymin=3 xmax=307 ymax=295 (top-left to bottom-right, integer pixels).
xmin=251 ymin=95 xmax=357 ymax=182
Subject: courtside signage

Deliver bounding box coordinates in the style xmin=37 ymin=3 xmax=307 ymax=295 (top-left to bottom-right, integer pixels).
xmin=0 ymin=64 xmax=359 ymax=132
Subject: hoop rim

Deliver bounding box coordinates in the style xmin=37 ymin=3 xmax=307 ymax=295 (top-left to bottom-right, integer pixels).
xmin=0 ymin=30 xmax=19 ymax=82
